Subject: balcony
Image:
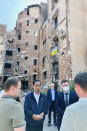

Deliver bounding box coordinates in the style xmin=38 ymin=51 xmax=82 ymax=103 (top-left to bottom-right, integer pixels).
xmin=5 ymin=57 xmax=13 ymax=63
xmin=51 ymin=24 xmax=59 ymax=39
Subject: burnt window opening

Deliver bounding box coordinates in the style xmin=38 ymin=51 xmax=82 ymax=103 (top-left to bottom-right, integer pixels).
xmin=42 ymin=56 xmax=46 ymax=67
xmin=53 ymin=37 xmax=59 ymax=46
xmin=34 ymin=45 xmax=37 ymax=50
xmin=24 ymin=70 xmax=27 ymax=74
xmin=43 ymin=71 xmax=47 ymax=79
xmin=55 ymin=73 xmax=58 ymax=80
xmin=3 ymin=76 xmax=9 ymax=83
xmin=52 ymin=61 xmax=58 ymax=71
xmin=54 ymin=17 xmax=58 ymax=28
xmin=33 ymin=74 xmax=37 ymax=81
xmin=53 ymin=38 xmax=59 ymax=43
xmin=27 ymin=20 xmax=29 ymax=26
xmin=25 ymin=42 xmax=29 ymax=46
xmin=26 ymin=30 xmax=29 ymax=33
xmin=4 ymin=63 xmax=12 ymax=68
xmin=43 ymin=39 xmax=46 ymax=46
xmin=21 ymin=80 xmax=28 ymax=90
xmin=6 ymin=50 xmax=13 ymax=56
xmin=54 ymin=0 xmax=58 ymax=2
xmin=16 ymin=61 xmax=19 ymax=66
xmin=8 ymin=39 xmax=14 ymax=43
xmin=25 ymin=56 xmax=28 ymax=60
xmin=34 ymin=70 xmax=37 ymax=72
xmin=15 ymin=68 xmax=18 ymax=72
xmin=61 ymin=52 xmax=64 ymax=55
xmin=52 ymin=61 xmax=59 ymax=80
xmin=35 ymin=19 xmax=38 ymax=24
xmin=27 ymin=8 xmax=29 ymax=15
xmin=33 ymin=59 xmax=37 ymax=65
xmin=18 ymin=34 xmax=21 ymax=40
xmin=17 ymin=47 xmax=20 ymax=52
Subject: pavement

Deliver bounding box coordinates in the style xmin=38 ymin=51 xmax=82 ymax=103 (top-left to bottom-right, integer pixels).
xmin=43 ymin=115 xmax=58 ymax=131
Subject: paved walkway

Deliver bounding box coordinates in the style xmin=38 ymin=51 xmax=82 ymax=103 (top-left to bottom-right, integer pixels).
xmin=43 ymin=115 xmax=58 ymax=131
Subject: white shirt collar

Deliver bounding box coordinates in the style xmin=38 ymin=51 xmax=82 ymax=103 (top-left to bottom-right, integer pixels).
xmin=64 ymin=90 xmax=70 ymax=94
xmin=33 ymin=92 xmax=40 ymax=104
xmin=79 ymin=98 xmax=87 ymax=102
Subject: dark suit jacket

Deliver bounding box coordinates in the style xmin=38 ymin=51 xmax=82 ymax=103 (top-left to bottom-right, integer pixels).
xmin=47 ymin=88 xmax=58 ymax=109
xmin=56 ymin=91 xmax=79 ymax=117
xmin=24 ymin=92 xmax=47 ymax=126
xmin=56 ymin=90 xmax=79 ymax=129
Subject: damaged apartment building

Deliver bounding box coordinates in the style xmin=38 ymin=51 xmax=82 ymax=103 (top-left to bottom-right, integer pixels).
xmin=39 ymin=0 xmax=87 ymax=87
xmin=13 ymin=3 xmax=48 ymax=89
xmin=0 ymin=25 xmax=7 ymax=87
xmin=1 ymin=0 xmax=87 ymax=89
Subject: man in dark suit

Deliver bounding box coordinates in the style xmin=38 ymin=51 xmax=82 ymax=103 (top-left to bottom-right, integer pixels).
xmin=24 ymin=80 xmax=47 ymax=131
xmin=47 ymin=83 xmax=58 ymax=126
xmin=56 ymin=80 xmax=79 ymax=131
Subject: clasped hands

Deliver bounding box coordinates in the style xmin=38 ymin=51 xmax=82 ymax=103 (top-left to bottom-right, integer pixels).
xmin=32 ymin=112 xmax=44 ymax=120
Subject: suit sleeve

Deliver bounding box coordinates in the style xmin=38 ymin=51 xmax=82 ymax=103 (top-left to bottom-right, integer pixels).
xmin=43 ymin=95 xmax=48 ymax=115
xmin=24 ymin=95 xmax=34 ymax=118
xmin=47 ymin=90 xmax=49 ymax=109
xmin=56 ymin=94 xmax=64 ymax=116
xmin=60 ymin=107 xmax=75 ymax=131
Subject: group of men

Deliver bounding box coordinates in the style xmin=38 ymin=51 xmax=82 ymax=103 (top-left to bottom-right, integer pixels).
xmin=0 ymin=72 xmax=87 ymax=131
xmin=47 ymin=80 xmax=78 ymax=131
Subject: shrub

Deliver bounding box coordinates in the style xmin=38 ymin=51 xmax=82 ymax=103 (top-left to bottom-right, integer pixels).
xmin=70 ymin=81 xmax=75 ymax=91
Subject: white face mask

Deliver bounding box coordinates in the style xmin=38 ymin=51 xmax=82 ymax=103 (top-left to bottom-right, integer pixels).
xmin=63 ymin=86 xmax=69 ymax=92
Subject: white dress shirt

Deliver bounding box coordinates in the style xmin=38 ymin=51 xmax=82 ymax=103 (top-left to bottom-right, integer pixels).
xmin=34 ymin=92 xmax=40 ymax=104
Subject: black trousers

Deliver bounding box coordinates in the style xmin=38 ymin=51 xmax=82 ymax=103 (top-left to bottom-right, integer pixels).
xmin=26 ymin=124 xmax=43 ymax=131
xmin=48 ymin=101 xmax=56 ymax=124
xmin=57 ymin=116 xmax=62 ymax=131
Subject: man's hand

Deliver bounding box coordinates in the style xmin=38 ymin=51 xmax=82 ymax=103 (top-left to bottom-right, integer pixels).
xmin=32 ymin=113 xmax=44 ymax=120
xmin=40 ymin=112 xmax=44 ymax=118
xmin=32 ymin=115 xmax=39 ymax=120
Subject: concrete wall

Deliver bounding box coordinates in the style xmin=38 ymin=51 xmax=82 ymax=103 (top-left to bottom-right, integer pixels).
xmin=69 ymin=0 xmax=87 ymax=77
xmin=0 ymin=25 xmax=7 ymax=86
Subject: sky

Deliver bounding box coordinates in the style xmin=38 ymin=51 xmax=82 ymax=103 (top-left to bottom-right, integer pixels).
xmin=0 ymin=0 xmax=47 ymax=30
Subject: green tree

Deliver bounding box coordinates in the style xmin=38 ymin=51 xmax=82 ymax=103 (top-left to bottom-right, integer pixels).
xmin=70 ymin=81 xmax=75 ymax=91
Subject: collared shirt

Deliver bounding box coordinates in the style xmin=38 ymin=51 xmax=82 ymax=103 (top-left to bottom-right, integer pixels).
xmin=34 ymin=92 xmax=40 ymax=104
xmin=0 ymin=95 xmax=25 ymax=131
xmin=51 ymin=89 xmax=55 ymax=101
xmin=0 ymin=90 xmax=4 ymax=98
xmin=79 ymin=98 xmax=87 ymax=102
xmin=60 ymin=97 xmax=87 ymax=131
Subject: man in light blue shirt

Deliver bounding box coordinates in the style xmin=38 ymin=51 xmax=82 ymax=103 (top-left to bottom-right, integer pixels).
xmin=47 ymin=83 xmax=57 ymax=126
xmin=51 ymin=87 xmax=55 ymax=101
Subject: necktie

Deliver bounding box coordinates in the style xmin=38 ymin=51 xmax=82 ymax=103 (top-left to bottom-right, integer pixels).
xmin=65 ymin=93 xmax=68 ymax=107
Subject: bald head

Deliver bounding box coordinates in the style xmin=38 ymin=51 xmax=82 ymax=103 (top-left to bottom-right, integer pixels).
xmin=51 ymin=83 xmax=55 ymax=89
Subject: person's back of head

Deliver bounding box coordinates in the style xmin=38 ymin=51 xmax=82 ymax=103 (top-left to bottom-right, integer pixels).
xmin=74 ymin=72 xmax=87 ymax=97
xmin=4 ymin=77 xmax=21 ymax=98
